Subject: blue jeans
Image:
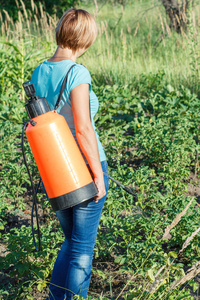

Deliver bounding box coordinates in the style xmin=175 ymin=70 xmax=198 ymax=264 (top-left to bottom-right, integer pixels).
xmin=47 ymin=161 xmax=109 ymax=300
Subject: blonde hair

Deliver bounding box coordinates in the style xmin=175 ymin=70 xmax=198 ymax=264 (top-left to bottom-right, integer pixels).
xmin=55 ymin=8 xmax=97 ymax=52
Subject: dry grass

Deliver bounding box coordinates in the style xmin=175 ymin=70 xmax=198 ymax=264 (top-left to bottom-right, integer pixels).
xmin=147 ymin=197 xmax=199 ymax=295
xmin=162 ymin=198 xmax=194 ymax=240
xmin=0 ymin=0 xmax=200 ymax=85
xmin=180 ymin=226 xmax=200 ymax=253
xmin=169 ymin=261 xmax=200 ymax=290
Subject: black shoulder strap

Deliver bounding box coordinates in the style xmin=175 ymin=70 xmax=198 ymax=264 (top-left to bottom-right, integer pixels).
xmin=54 ymin=64 xmax=76 ymax=110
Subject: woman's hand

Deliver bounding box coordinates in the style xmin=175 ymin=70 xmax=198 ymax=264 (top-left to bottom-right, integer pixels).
xmin=94 ymin=176 xmax=106 ymax=203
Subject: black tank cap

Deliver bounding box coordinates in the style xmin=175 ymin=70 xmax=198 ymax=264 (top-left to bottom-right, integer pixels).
xmin=25 ymin=96 xmax=51 ymax=119
xmin=23 ymin=81 xmax=51 ymax=119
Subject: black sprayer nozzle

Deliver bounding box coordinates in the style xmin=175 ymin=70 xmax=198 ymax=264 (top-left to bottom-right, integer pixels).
xmin=22 ymin=81 xmax=51 ymax=119
xmin=23 ymin=81 xmax=36 ymax=98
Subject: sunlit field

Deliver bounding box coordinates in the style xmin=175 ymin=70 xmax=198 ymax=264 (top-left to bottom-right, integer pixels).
xmin=0 ymin=1 xmax=200 ymax=299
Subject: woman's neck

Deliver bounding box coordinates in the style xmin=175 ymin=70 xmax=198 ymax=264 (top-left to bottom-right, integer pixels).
xmin=48 ymin=46 xmax=77 ymax=62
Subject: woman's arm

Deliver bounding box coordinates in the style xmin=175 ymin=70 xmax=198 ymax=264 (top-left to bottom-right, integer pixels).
xmin=70 ymin=83 xmax=106 ymax=202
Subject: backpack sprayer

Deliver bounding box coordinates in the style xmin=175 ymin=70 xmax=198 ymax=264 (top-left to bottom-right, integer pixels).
xmin=21 ymin=65 xmax=137 ymax=251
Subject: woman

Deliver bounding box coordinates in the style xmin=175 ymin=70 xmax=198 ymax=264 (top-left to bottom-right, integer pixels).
xmin=31 ymin=8 xmax=109 ymax=300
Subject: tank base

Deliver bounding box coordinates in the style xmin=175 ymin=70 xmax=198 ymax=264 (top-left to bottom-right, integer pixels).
xmin=49 ymin=182 xmax=98 ymax=211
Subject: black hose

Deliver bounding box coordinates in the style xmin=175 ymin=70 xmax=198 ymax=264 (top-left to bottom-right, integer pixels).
xmin=22 ymin=121 xmax=41 ymax=251
xmin=108 ymin=175 xmax=138 ymax=200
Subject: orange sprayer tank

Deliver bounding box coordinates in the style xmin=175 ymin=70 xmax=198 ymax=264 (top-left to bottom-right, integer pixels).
xmin=23 ymin=81 xmax=97 ymax=211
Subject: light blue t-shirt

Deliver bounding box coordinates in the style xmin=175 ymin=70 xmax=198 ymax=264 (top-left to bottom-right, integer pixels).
xmin=31 ymin=59 xmax=106 ymax=162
